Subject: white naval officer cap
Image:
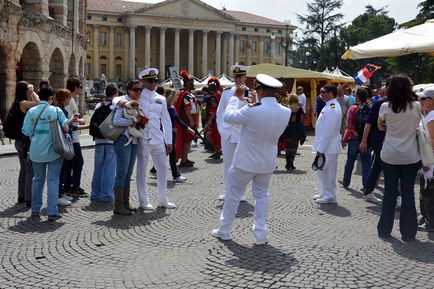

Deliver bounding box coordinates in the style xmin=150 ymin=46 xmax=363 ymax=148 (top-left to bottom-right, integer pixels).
xmin=255 ymin=74 xmax=283 ymax=89
xmin=138 ymin=68 xmax=159 ymax=80
xmin=230 ymin=64 xmax=247 ymax=76
xmin=417 ymin=87 xmax=434 ymax=100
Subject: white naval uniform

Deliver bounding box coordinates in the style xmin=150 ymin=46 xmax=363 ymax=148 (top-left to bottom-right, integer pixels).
xmin=216 ymin=86 xmax=244 ymax=198
xmin=313 ymin=98 xmax=342 ymax=201
xmin=136 ymin=88 xmax=173 ymax=206
xmin=216 ymin=96 xmax=291 ymax=241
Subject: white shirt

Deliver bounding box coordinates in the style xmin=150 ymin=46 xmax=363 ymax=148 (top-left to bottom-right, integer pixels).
xmin=379 ymin=101 xmax=421 ymax=165
xmin=297 ymin=93 xmax=307 ymax=113
xmin=65 ymin=97 xmax=80 ymax=143
xmin=224 ymin=96 xmax=291 ymax=174
xmin=313 ymin=98 xmax=342 ymax=154
xmin=139 ymin=88 xmax=172 ymax=145
xmin=216 ymin=86 xmax=244 ymax=143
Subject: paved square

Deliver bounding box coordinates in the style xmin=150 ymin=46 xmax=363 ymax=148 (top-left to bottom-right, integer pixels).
xmin=0 ymin=137 xmax=433 ymax=288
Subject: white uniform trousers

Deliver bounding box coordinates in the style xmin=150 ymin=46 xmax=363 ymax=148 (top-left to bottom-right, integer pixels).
xmin=217 ymin=167 xmax=272 ymax=241
xmin=136 ymin=142 xmax=169 ymax=205
xmin=220 ymin=139 xmax=237 ymax=197
xmin=315 ymin=153 xmax=338 ymax=200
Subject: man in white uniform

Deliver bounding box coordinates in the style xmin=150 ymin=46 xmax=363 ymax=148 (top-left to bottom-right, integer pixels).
xmin=216 ymin=64 xmax=248 ymax=201
xmin=136 ymin=68 xmax=176 ymax=209
xmin=312 ymin=84 xmax=342 ymax=204
xmin=211 ymin=74 xmax=291 ymax=245
xmin=296 ymin=86 xmax=307 ymax=113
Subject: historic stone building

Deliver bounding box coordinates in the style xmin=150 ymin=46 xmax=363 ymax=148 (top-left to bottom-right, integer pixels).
xmin=86 ymin=0 xmax=296 ymax=81
xmin=0 ymin=0 xmax=87 ymax=119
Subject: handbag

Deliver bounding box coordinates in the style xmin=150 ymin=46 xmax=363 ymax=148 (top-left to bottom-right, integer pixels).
xmin=99 ymin=108 xmax=124 ymax=141
xmin=50 ymin=110 xmax=75 ymax=160
xmin=417 ymin=112 xmax=434 ymax=167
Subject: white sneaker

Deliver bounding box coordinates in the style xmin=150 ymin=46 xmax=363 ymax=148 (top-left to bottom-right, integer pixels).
xmin=157 ymin=202 xmax=177 ymax=209
xmin=62 ymin=195 xmax=73 ymax=201
xmin=396 ymin=196 xmax=402 ymax=210
xmin=218 ymin=194 xmax=225 ymax=201
xmin=210 ymin=229 xmax=231 ymax=241
xmin=139 ymin=203 xmax=154 ymax=210
xmin=312 ymin=194 xmax=321 ymax=200
xmin=365 ymin=193 xmax=381 ymax=204
xmin=58 ymin=197 xmax=72 ymax=206
xmin=255 ymin=237 xmax=269 ymax=246
xmin=315 ymin=197 xmax=337 ymax=204
xmin=173 ymin=175 xmax=187 ymax=182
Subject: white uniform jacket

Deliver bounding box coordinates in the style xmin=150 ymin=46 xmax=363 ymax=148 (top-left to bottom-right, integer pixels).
xmin=217 ymin=86 xmax=244 ymax=143
xmin=224 ymin=96 xmax=291 ymax=174
xmin=313 ymin=98 xmax=342 ymax=154
xmin=139 ymin=88 xmax=172 ymax=145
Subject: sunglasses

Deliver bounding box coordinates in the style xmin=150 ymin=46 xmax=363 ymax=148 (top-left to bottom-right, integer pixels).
xmin=420 ymin=97 xmax=431 ymax=101
xmin=147 ymin=79 xmax=159 ymax=83
xmin=131 ymin=88 xmax=143 ymax=93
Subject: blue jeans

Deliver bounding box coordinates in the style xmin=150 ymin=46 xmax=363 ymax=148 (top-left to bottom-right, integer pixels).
xmin=113 ymin=135 xmax=137 ymax=189
xmin=364 ymin=142 xmax=383 ymax=195
xmin=378 ymin=160 xmax=420 ymax=240
xmin=91 ymin=144 xmax=116 ymax=201
xmin=342 ymin=138 xmax=372 ymax=188
xmin=31 ymin=157 xmax=63 ymax=216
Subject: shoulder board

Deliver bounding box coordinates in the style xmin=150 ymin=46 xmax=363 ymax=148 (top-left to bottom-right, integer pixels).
xmin=330 ymin=103 xmax=336 ymax=108
xmin=248 ymin=102 xmax=261 ymax=107
xmin=224 ymin=87 xmax=232 ymax=91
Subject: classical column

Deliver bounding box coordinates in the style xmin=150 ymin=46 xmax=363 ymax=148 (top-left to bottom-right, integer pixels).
xmin=234 ymin=34 xmax=240 ymax=64
xmin=109 ymin=26 xmax=115 ymax=79
xmin=215 ymin=31 xmax=221 ymax=76
xmin=246 ymin=37 xmax=252 ymax=66
xmin=202 ymin=30 xmax=208 ymax=77
xmin=145 ymin=26 xmax=151 ymax=68
xmin=93 ymin=25 xmax=99 ymax=78
xmin=270 ymin=37 xmax=276 ymax=64
xmin=228 ymin=32 xmax=234 ymax=68
xmin=174 ymin=28 xmax=180 ymax=71
xmin=221 ymin=33 xmax=227 ymax=74
xmin=188 ymin=29 xmax=194 ymax=75
xmin=259 ymin=36 xmax=264 ymax=64
xmin=159 ymin=28 xmax=166 ymax=79
xmin=124 ymin=28 xmax=129 ymax=79
xmin=129 ymin=25 xmax=136 ymax=79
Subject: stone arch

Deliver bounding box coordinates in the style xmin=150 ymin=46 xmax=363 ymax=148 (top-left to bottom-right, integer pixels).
xmin=20 ymin=42 xmax=43 ymax=87
xmin=49 ymin=48 xmax=65 ymax=89
xmin=68 ymin=53 xmax=77 ymax=76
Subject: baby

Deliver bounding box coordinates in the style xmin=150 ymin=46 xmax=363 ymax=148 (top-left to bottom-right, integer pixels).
xmin=123 ymin=100 xmax=146 ymax=146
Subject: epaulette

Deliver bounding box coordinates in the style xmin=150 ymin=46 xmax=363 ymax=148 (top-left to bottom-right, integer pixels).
xmin=224 ymin=87 xmax=232 ymax=91
xmin=330 ymin=103 xmax=336 ymax=108
xmin=248 ymin=102 xmax=261 ymax=107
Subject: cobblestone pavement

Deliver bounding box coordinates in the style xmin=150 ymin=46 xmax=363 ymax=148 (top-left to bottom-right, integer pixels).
xmin=0 ymin=137 xmax=433 ymax=289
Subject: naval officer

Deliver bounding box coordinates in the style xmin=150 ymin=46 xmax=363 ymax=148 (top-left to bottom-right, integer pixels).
xmin=211 ymin=74 xmax=291 ymax=245
xmin=216 ymin=64 xmax=248 ymax=201
xmin=312 ymin=84 xmax=342 ymax=204
xmin=136 ymin=68 xmax=176 ymax=209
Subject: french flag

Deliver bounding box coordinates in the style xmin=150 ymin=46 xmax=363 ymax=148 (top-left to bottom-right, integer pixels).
xmin=354 ymin=64 xmax=381 ymax=85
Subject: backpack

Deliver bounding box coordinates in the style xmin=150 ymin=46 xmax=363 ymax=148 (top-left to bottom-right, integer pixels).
xmin=89 ymin=101 xmax=113 ymax=139
xmin=355 ymin=103 xmax=370 ymax=140
xmin=3 ymin=102 xmax=24 ymax=140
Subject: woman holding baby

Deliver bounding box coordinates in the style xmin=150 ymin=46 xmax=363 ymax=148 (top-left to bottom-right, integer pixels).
xmin=112 ymin=80 xmax=144 ymax=215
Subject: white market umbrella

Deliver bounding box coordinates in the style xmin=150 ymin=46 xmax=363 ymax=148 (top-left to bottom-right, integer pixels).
xmin=342 ymin=19 xmax=434 ymax=60
xmin=218 ymin=73 xmax=235 ymax=87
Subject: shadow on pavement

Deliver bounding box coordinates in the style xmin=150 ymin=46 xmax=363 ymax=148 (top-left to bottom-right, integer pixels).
xmin=317 ymin=203 xmax=351 ymax=217
xmin=215 ymin=201 xmax=254 ymax=219
xmin=82 ymin=200 xmax=113 ymax=212
xmin=204 ymin=158 xmax=223 ymax=164
xmin=273 ymin=169 xmax=306 ymax=175
xmin=92 ymin=208 xmax=169 ymax=229
xmin=8 ymin=218 xmax=64 ymax=233
xmin=0 ymin=203 xmax=30 ymax=218
xmin=391 ymin=238 xmax=434 ymax=264
xmin=223 ymin=241 xmax=298 ymax=273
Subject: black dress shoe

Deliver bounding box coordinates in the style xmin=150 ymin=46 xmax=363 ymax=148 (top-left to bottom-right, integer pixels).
xmin=179 ymin=161 xmax=194 ymax=168
xmin=48 ymin=214 xmax=62 ymax=221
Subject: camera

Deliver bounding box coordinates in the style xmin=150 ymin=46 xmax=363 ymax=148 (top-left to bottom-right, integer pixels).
xmin=244 ymin=90 xmax=250 ymax=97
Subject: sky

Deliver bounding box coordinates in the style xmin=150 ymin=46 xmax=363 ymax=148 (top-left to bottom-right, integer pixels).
xmin=125 ymin=0 xmax=422 ymax=27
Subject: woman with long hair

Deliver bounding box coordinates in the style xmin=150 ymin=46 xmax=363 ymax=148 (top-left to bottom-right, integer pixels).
xmin=10 ymin=81 xmax=40 ymax=207
xmin=377 ymin=75 xmax=421 ymax=241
